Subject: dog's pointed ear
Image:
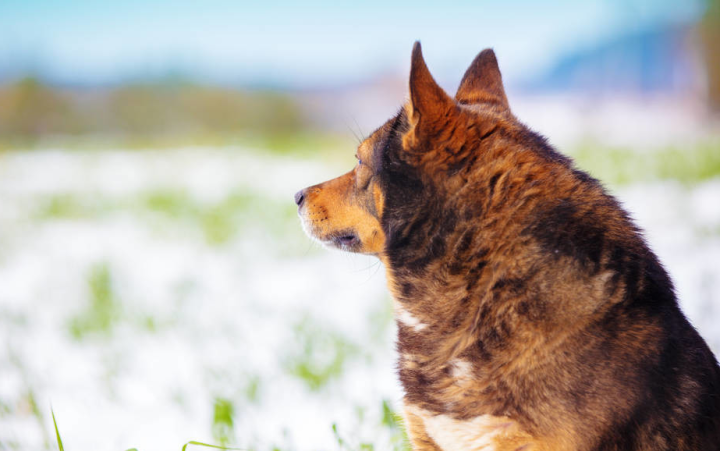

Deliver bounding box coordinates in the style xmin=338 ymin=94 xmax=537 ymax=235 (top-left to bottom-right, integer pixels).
xmin=455 ymin=49 xmax=509 ymax=110
xmin=406 ymin=42 xmax=456 ymax=144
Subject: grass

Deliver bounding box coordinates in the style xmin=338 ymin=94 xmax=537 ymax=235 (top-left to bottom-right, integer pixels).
xmin=51 ymin=409 xmax=64 ymax=451
xmin=35 ymin=194 xmax=115 ymax=220
xmin=49 ymin=403 xmax=410 ymax=451
xmin=34 ymin=187 xmax=304 ymax=250
xmin=330 ymin=400 xmax=411 ymax=451
xmin=199 ymin=195 xmax=253 ymax=245
xmin=37 ymin=195 xmax=92 ymax=219
xmin=140 ymin=188 xmax=300 ymax=246
xmin=333 ymin=423 xmax=377 ymax=451
xmin=212 ymin=398 xmax=235 ymax=447
xmin=12 ymin=134 xmax=720 ymax=189
xmin=381 ymin=400 xmax=412 ymax=451
xmin=0 ymin=131 xmax=353 ymax=161
xmin=285 ymin=319 xmax=359 ymax=391
xmin=142 ymin=191 xmax=198 ymax=218
xmin=570 ymin=139 xmax=720 ymax=186
xmin=243 ymin=376 xmax=261 ymax=404
xmin=68 ymin=263 xmax=121 ymax=340
xmin=141 ymin=189 xmax=250 ymax=245
xmin=235 ymin=132 xmax=354 ymax=160
xmin=52 ymin=405 xmax=246 ymax=451
xmin=181 ymin=441 xmax=245 ymax=451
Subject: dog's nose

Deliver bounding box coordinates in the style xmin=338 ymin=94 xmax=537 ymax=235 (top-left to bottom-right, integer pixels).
xmin=294 ymin=189 xmax=305 ymax=207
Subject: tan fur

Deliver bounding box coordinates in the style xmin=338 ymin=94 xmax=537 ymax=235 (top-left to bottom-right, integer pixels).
xmin=299 ymin=167 xmax=385 ymax=255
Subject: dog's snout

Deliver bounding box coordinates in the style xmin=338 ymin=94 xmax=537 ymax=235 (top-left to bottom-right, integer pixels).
xmin=294 ymin=189 xmax=305 ymax=207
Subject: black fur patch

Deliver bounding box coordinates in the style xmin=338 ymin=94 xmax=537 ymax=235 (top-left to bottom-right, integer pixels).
xmin=523 ymin=198 xmax=607 ymax=271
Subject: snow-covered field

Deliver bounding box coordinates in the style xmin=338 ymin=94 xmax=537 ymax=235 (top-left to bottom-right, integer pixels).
xmin=0 ymin=147 xmax=719 ymax=451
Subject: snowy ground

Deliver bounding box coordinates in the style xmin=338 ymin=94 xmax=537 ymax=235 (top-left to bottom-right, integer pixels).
xmin=0 ymin=147 xmax=719 ymax=451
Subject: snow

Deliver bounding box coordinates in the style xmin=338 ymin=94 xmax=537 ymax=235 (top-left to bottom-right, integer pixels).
xmin=0 ymin=147 xmax=718 ymax=451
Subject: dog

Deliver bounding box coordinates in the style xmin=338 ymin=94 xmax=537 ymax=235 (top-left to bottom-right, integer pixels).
xmin=295 ymin=42 xmax=720 ymax=450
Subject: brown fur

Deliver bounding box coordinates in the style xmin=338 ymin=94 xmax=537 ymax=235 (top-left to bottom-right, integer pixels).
xmin=296 ymin=42 xmax=720 ymax=450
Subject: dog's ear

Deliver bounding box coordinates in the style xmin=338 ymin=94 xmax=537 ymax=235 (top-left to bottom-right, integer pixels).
xmin=405 ymin=42 xmax=456 ymax=147
xmin=455 ymin=48 xmax=509 ymax=110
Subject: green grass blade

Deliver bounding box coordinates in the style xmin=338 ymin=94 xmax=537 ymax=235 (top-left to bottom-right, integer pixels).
xmin=181 ymin=441 xmax=245 ymax=451
xmin=51 ymin=408 xmax=65 ymax=451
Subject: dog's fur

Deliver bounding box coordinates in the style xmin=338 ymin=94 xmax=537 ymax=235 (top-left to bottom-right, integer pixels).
xmin=296 ymin=42 xmax=720 ymax=450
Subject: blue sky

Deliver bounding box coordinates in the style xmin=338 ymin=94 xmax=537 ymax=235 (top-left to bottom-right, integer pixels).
xmin=0 ymin=0 xmax=706 ymax=88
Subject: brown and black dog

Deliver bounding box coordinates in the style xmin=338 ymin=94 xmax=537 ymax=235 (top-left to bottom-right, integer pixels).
xmin=295 ymin=42 xmax=720 ymax=450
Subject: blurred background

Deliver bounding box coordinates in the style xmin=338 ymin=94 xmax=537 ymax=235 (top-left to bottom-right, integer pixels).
xmin=1 ymin=1 xmax=719 ymax=450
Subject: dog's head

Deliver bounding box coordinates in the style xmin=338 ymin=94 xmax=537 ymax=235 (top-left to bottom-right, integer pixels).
xmin=295 ymin=42 xmax=513 ymax=257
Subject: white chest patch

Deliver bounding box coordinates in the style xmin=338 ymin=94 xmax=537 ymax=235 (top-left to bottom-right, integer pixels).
xmin=408 ymin=406 xmax=521 ymax=451
xmin=395 ymin=304 xmax=428 ymax=332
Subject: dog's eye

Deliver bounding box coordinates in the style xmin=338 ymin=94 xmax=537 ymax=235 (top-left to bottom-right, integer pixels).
xmin=355 ymin=154 xmax=362 ymax=165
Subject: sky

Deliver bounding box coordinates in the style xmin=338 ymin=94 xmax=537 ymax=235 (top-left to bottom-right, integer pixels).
xmin=0 ymin=0 xmax=707 ymax=88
